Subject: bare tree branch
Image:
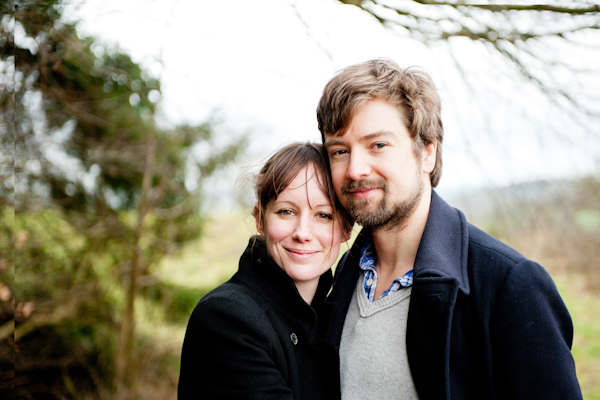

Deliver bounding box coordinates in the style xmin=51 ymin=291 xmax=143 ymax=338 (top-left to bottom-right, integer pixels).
xmin=411 ymin=1 xmax=600 ymax=15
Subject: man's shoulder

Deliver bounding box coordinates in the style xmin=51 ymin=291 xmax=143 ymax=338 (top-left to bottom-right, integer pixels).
xmin=453 ymin=220 xmax=562 ymax=316
xmin=466 ymin=222 xmax=528 ymax=266
xmin=435 ymin=191 xmax=528 ymax=267
xmin=464 ymin=222 xmax=553 ymax=293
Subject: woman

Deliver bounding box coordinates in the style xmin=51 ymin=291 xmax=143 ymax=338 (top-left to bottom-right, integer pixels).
xmin=178 ymin=142 xmax=352 ymax=399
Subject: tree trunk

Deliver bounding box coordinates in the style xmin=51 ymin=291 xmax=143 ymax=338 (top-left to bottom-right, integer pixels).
xmin=115 ymin=133 xmax=156 ymax=397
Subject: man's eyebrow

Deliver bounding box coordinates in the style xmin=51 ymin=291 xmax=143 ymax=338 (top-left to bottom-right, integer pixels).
xmin=361 ymin=131 xmax=397 ymax=141
xmin=324 ymin=138 xmax=346 ymax=147
xmin=325 ymin=130 xmax=397 ymax=147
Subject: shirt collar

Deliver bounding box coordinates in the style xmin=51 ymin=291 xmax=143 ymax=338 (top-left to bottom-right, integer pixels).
xmin=358 ymin=240 xmax=376 ymax=272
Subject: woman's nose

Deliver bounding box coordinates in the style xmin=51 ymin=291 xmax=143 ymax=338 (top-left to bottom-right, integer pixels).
xmin=292 ymin=216 xmax=313 ymax=242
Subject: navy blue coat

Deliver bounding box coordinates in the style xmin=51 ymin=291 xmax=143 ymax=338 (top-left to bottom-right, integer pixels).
xmin=325 ymin=191 xmax=582 ymax=399
xmin=178 ymin=238 xmax=340 ymax=400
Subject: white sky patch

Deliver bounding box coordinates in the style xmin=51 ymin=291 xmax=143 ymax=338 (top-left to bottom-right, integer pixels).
xmin=62 ymin=0 xmax=600 ymax=205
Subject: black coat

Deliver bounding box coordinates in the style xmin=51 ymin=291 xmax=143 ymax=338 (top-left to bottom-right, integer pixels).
xmin=325 ymin=191 xmax=582 ymax=399
xmin=178 ymin=238 xmax=340 ymax=400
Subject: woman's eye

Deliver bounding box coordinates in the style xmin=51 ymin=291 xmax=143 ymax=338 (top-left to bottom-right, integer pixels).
xmin=317 ymin=212 xmax=333 ymax=220
xmin=277 ymin=209 xmax=294 ymax=216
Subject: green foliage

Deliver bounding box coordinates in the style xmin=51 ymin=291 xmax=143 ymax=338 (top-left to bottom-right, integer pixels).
xmin=140 ymin=281 xmax=209 ymax=324
xmin=2 ymin=0 xmax=246 ymax=397
xmin=575 ymin=209 xmax=600 ymax=232
xmin=14 ymin=209 xmax=84 ymax=301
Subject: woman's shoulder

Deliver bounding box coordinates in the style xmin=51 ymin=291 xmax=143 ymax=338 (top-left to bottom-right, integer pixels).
xmin=183 ymin=280 xmax=283 ymax=353
xmin=190 ymin=279 xmax=269 ymax=324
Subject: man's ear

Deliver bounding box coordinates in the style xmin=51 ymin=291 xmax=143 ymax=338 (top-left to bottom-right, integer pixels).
xmin=422 ymin=141 xmax=437 ymax=174
xmin=254 ymin=204 xmax=265 ymax=235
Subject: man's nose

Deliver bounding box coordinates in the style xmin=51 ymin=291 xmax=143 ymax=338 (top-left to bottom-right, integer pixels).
xmin=346 ymin=150 xmax=371 ymax=181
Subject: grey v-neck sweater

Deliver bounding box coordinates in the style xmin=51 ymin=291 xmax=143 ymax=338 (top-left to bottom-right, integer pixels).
xmin=339 ymin=274 xmax=419 ymax=399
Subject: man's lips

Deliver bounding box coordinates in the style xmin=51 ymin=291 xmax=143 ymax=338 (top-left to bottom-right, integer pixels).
xmin=346 ymin=187 xmax=380 ymax=199
xmin=341 ymin=179 xmax=386 ymax=199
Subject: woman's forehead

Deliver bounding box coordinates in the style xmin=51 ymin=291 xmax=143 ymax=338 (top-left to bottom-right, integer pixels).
xmin=277 ymin=166 xmax=331 ymax=205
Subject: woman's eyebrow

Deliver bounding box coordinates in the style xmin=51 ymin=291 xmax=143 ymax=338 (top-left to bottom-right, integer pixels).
xmin=271 ymin=200 xmax=295 ymax=206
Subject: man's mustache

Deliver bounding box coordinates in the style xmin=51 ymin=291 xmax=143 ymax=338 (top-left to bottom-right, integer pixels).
xmin=341 ymin=179 xmax=387 ymax=195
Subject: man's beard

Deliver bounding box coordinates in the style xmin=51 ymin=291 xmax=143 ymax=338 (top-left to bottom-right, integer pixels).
xmin=341 ymin=175 xmax=424 ymax=231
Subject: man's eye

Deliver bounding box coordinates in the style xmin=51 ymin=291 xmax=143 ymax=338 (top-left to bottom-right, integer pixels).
xmin=374 ymin=143 xmax=387 ymax=149
xmin=331 ymin=149 xmax=347 ymax=156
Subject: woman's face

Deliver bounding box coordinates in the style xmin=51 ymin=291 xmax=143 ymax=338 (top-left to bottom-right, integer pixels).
xmin=256 ymin=164 xmax=346 ymax=293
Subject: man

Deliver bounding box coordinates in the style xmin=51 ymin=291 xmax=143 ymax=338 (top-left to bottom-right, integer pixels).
xmin=317 ymin=59 xmax=581 ymax=399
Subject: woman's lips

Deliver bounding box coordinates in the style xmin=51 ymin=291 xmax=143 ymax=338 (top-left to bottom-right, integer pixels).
xmin=285 ymin=248 xmax=318 ymax=259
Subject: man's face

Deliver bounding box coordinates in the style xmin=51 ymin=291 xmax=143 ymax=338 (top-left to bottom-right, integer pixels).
xmin=324 ymin=98 xmax=435 ymax=230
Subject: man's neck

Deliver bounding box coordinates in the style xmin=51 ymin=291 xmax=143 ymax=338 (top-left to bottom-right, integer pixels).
xmin=371 ymin=188 xmax=432 ymax=284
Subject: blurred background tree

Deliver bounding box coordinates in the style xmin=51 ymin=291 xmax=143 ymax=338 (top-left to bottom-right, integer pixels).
xmin=1 ymin=0 xmax=245 ymax=398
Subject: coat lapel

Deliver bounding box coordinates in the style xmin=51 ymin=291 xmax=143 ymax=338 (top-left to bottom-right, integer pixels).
xmin=407 ymin=276 xmax=459 ymax=399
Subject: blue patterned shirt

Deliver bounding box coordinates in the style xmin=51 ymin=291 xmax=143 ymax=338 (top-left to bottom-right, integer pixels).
xmin=359 ymin=240 xmax=413 ymax=302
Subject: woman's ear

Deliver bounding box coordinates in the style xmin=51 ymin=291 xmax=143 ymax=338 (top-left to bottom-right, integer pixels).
xmin=254 ymin=204 xmax=264 ymax=236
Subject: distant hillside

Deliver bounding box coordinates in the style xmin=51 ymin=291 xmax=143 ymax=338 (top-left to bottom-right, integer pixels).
xmin=444 ymin=179 xmax=581 ymax=227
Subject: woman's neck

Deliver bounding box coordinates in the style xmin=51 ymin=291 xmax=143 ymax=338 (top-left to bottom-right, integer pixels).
xmin=294 ymin=280 xmax=318 ymax=305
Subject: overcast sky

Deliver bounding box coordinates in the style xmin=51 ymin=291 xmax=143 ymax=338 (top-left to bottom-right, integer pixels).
xmin=62 ymin=0 xmax=600 ymax=206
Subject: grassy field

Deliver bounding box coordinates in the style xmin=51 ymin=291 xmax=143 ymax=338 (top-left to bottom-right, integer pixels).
xmin=158 ymin=211 xmax=600 ymax=399
xmin=557 ymin=274 xmax=600 ymax=398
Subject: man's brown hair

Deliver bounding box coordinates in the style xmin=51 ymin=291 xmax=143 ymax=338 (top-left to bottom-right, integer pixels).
xmin=317 ymin=58 xmax=444 ymax=187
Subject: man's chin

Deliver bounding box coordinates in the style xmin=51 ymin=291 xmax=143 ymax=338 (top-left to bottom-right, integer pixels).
xmin=347 ymin=204 xmax=388 ymax=228
xmin=344 ymin=196 xmax=373 ymax=210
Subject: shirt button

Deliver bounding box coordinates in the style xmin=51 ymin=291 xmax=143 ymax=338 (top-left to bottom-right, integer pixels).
xmin=366 ymin=278 xmax=373 ymax=287
xmin=290 ymin=333 xmax=298 ymax=345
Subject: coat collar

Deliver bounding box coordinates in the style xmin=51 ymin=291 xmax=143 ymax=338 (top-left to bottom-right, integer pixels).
xmin=413 ymin=190 xmax=470 ymax=295
xmin=233 ymin=237 xmax=334 ymax=335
